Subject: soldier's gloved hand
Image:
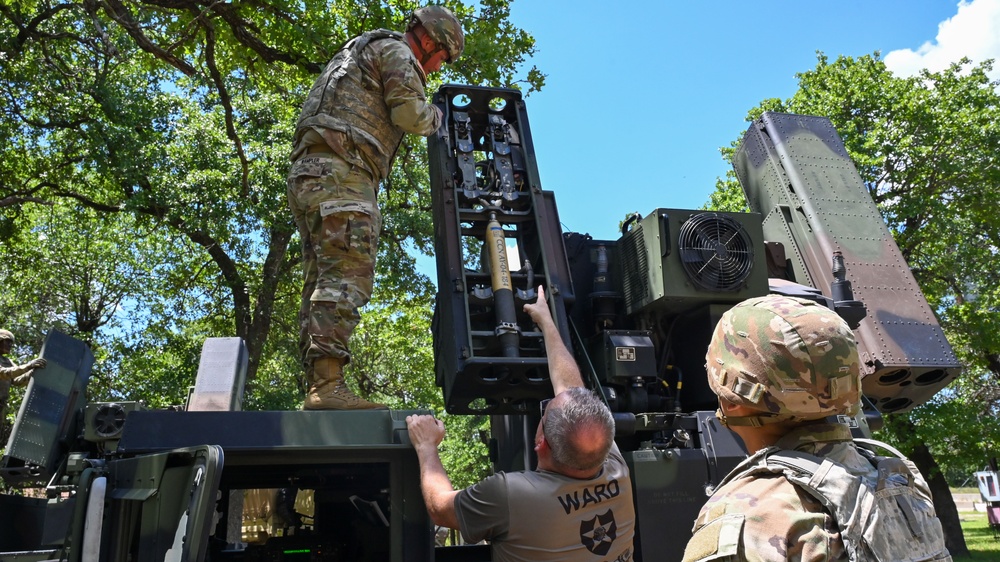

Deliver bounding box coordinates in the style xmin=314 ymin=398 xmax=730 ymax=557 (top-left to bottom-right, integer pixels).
xmin=28 ymin=358 xmax=46 ymax=370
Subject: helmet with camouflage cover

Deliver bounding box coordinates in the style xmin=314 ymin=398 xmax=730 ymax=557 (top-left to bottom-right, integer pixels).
xmin=0 ymin=329 xmax=13 ymax=342
xmin=706 ymin=295 xmax=861 ymax=426
xmin=407 ymin=5 xmax=464 ymax=62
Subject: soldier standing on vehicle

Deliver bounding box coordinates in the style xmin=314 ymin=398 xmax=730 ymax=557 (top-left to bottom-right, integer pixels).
xmin=0 ymin=329 xmax=45 ymax=441
xmin=407 ymin=287 xmax=636 ymax=562
xmin=287 ymin=6 xmax=464 ymax=410
xmin=682 ymin=295 xmax=951 ymax=562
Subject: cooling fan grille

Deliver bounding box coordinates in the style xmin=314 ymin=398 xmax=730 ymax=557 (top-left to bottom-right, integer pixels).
xmin=677 ymin=213 xmax=756 ymax=291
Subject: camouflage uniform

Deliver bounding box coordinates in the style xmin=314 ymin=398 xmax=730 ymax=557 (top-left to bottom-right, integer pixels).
xmin=683 ymin=295 xmax=948 ymax=562
xmin=287 ymin=29 xmax=441 ymax=367
xmin=683 ymin=423 xmax=863 ymax=561
xmin=0 ymin=355 xmax=18 ymax=438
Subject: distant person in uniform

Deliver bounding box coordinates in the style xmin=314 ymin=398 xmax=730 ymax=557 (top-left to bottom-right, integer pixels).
xmin=682 ymin=295 xmax=950 ymax=562
xmin=0 ymin=329 xmax=45 ymax=441
xmin=288 ymin=6 xmax=464 ymax=410
xmin=407 ymin=287 xmax=636 ymax=561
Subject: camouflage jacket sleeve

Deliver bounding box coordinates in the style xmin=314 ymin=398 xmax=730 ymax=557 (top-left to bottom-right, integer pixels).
xmin=0 ymin=359 xmax=31 ymax=381
xmin=681 ymin=473 xmax=844 ymax=562
xmin=375 ymin=40 xmax=441 ymax=137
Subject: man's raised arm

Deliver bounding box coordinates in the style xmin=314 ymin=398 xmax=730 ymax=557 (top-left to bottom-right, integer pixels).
xmin=522 ymin=286 xmax=583 ymax=395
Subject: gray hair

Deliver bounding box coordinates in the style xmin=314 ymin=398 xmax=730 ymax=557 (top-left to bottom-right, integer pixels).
xmin=543 ymin=387 xmax=615 ymax=473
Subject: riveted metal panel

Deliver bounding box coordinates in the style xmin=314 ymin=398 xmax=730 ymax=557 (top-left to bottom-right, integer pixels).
xmin=735 ymin=113 xmax=960 ymax=412
xmin=1 ymin=330 xmax=92 ymax=485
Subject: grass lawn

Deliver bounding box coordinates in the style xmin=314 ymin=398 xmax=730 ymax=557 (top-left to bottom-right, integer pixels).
xmin=955 ymin=511 xmax=999 ymax=561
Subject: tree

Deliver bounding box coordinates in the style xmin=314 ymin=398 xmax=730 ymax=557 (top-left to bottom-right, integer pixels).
xmin=349 ymin=279 xmax=491 ymax=486
xmin=0 ymin=1 xmax=543 ymax=410
xmin=709 ymin=52 xmax=1000 ymax=556
xmin=0 ymin=201 xmax=206 ymax=415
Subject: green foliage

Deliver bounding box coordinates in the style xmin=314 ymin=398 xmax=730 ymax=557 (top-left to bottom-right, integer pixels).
xmin=0 ymin=0 xmax=540 ymax=396
xmin=348 ymin=277 xmax=490 ymax=487
xmin=0 ymin=0 xmax=530 ymax=482
xmin=702 ymin=173 xmax=748 ymax=213
xmin=438 ymin=412 xmax=492 ymax=489
xmin=349 ymin=280 xmax=438 ymax=408
xmin=955 ymin=511 xmax=1000 ymax=561
xmin=707 ymin=52 xmax=1000 ymax=484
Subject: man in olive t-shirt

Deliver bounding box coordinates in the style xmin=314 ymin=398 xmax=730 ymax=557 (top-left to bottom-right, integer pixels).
xmin=407 ymin=287 xmax=635 ymax=562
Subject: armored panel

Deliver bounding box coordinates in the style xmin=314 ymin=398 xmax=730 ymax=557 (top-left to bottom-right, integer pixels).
xmin=0 ymin=494 xmax=48 ymax=552
xmin=429 ymin=84 xmax=575 ymax=415
xmin=117 ymin=409 xmax=420 ymax=452
xmin=113 ymin=410 xmax=431 ymax=562
xmin=626 ymin=412 xmax=746 ymax=562
xmin=1 ymin=330 xmax=93 ymax=485
xmin=629 ymin=448 xmax=708 ymax=562
xmin=619 ymin=208 xmax=767 ymax=316
xmin=187 ymin=337 xmax=249 ymax=411
xmin=106 ymin=445 xmax=222 ymax=562
xmin=733 ymin=112 xmax=960 ymax=412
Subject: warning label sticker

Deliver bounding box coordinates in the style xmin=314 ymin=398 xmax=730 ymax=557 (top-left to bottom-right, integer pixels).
xmin=615 ymin=347 xmax=636 ymax=362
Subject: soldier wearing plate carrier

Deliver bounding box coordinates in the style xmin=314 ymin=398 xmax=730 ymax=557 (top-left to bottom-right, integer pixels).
xmin=287 ymin=6 xmax=463 ymax=410
xmin=682 ymin=295 xmax=951 ymax=562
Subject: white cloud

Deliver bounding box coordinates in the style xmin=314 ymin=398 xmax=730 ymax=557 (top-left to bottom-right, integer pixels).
xmin=884 ymin=0 xmax=1000 ymax=80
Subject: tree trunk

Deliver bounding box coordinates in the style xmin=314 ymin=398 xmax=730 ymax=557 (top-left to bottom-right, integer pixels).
xmin=242 ymin=227 xmax=295 ymax=383
xmin=887 ymin=415 xmax=970 ymax=557
xmin=984 ymin=351 xmax=1000 ymax=381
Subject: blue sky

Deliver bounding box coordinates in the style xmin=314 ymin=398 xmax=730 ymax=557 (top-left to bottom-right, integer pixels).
xmin=499 ymin=0 xmax=1000 ymax=242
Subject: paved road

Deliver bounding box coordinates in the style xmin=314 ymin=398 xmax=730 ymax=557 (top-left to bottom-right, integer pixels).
xmin=953 ymin=493 xmax=987 ymax=512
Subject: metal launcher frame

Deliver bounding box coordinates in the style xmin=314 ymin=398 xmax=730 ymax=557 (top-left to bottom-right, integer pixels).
xmin=429 ymin=85 xmax=574 ymax=415
xmin=734 ymin=113 xmax=961 ymax=412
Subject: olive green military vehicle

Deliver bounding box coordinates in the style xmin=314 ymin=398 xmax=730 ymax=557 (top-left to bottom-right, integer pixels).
xmin=0 ymin=85 xmax=959 ymax=561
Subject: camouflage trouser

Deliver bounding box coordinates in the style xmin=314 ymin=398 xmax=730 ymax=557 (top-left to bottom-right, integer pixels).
xmin=287 ymin=153 xmax=381 ymax=368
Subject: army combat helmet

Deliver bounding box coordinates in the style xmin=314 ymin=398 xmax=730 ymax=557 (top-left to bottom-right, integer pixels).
xmin=706 ymin=295 xmax=861 ymax=427
xmin=0 ymin=329 xmax=14 ymax=342
xmin=408 ymin=5 xmax=464 ymax=62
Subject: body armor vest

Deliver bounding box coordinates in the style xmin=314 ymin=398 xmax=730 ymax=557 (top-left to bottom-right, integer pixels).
xmin=720 ymin=439 xmax=951 ymax=562
xmin=294 ymin=30 xmax=416 ymax=180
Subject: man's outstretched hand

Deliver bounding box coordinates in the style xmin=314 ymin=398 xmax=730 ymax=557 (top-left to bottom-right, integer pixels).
xmin=523 ymin=285 xmax=553 ymax=329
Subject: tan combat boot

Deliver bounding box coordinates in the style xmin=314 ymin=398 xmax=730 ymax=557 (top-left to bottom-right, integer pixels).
xmin=304 ymin=357 xmax=388 ymax=410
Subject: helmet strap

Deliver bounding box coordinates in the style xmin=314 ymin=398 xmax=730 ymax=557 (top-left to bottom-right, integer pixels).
xmin=721 ymin=412 xmax=787 ymax=427
xmin=725 ymin=412 xmax=855 ymax=428
xmin=407 ymin=25 xmax=437 ymax=66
